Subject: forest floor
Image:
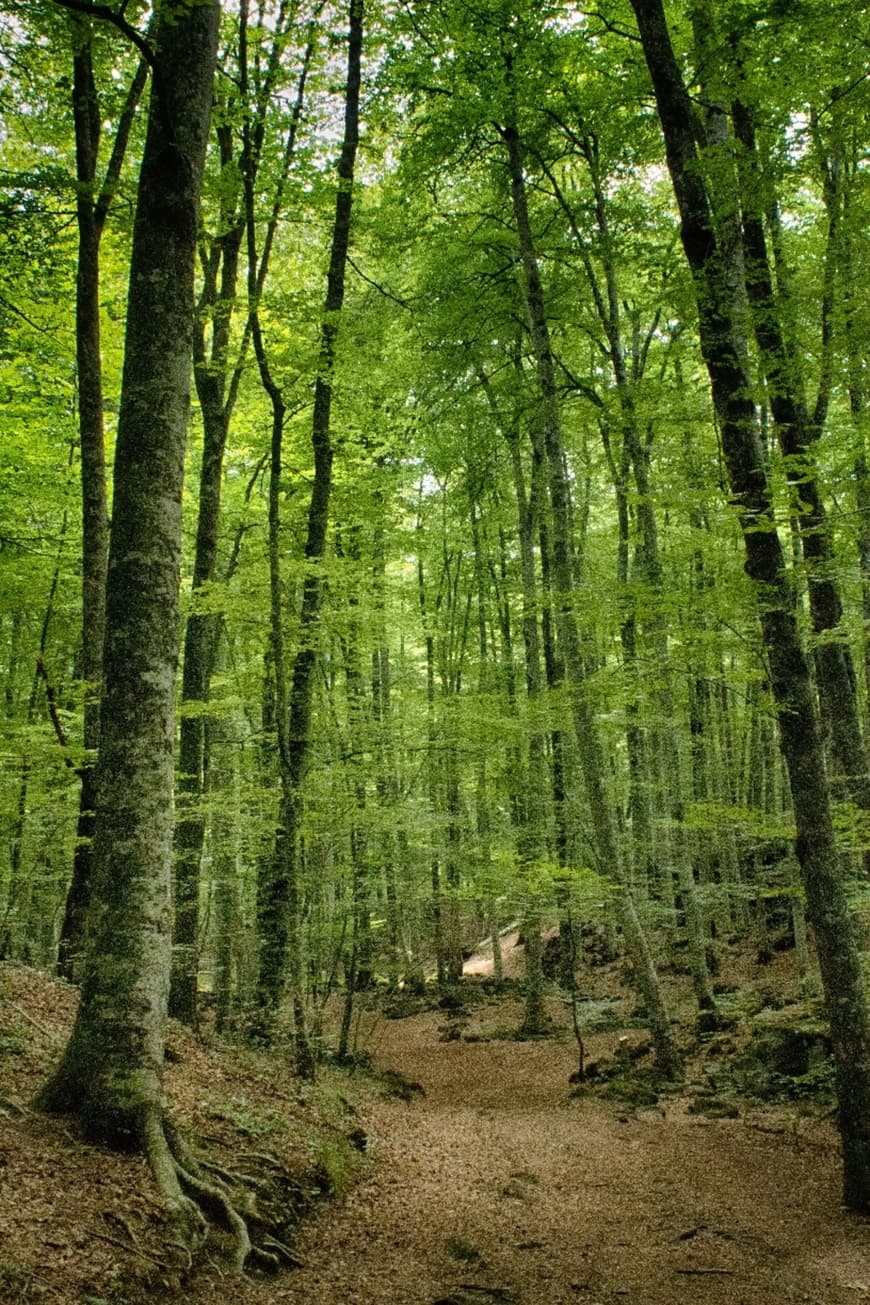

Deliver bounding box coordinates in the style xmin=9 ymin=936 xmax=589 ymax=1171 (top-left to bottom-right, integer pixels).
xmin=2 ymin=944 xmax=870 ymax=1305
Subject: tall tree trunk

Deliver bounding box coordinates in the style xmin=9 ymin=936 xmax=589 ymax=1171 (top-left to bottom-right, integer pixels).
xmin=2 ymin=536 xmax=67 ymax=960
xmin=500 ymin=105 xmax=681 ymax=1079
xmin=208 ymin=676 xmax=242 ymax=1035
xmin=255 ymin=0 xmax=363 ymax=1067
xmin=417 ymin=548 xmax=446 ymax=985
xmin=582 ymin=141 xmax=715 ymax=1012
xmin=169 ymin=0 xmax=312 ymax=1024
xmin=503 ymin=428 xmax=549 ymax=1035
xmin=169 ymin=131 xmax=244 ymax=1026
xmin=338 ymin=531 xmax=375 ymax=995
xmin=838 ymin=156 xmax=870 ymax=729
xmin=731 ymin=98 xmax=870 ymax=818
xmin=631 ymin=0 xmax=870 ymax=1210
xmin=371 ymin=518 xmax=401 ymax=989
xmin=57 ymin=29 xmax=148 ymax=981
xmin=40 ymin=0 xmax=220 ymax=1240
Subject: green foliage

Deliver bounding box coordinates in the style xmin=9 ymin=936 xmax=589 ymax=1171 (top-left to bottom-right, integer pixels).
xmin=446 ymin=1236 xmax=482 ymax=1262
xmin=3 ymin=0 xmax=870 ymax=1070
xmin=0 ymin=1028 xmax=25 ymax=1054
xmin=682 ymin=801 xmax=795 ymax=843
xmin=306 ymin=1130 xmax=360 ymax=1197
xmin=0 ymin=1261 xmax=34 ymax=1302
xmin=207 ymin=1095 xmax=289 ymax=1140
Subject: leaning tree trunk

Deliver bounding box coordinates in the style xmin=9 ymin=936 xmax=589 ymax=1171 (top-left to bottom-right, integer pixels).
xmin=730 ymin=98 xmax=870 ymax=819
xmin=631 ymin=0 xmax=870 ymax=1212
xmin=40 ymin=0 xmax=220 ymax=1243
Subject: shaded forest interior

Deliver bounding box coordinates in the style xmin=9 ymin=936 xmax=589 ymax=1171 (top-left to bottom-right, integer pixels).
xmin=3 ymin=0 xmax=870 ymax=1293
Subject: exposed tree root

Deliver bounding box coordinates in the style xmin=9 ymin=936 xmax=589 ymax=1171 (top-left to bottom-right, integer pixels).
xmin=174 ymin=1159 xmax=254 ymax=1275
xmin=39 ymin=1062 xmax=301 ymax=1279
xmin=237 ymin=1147 xmax=286 ymax=1169
xmin=261 ymin=1232 xmax=305 ymax=1268
xmin=142 ymin=1109 xmax=281 ymax=1276
xmin=91 ymin=1229 xmax=170 ymax=1270
xmin=142 ymin=1107 xmax=207 ymax=1256
xmin=0 ymin=1094 xmax=29 ymax=1116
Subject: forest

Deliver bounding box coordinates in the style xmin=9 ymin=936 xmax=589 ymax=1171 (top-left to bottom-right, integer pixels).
xmin=2 ymin=0 xmax=870 ymax=1300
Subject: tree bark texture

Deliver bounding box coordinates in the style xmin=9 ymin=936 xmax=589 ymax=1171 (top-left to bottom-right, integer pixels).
xmin=170 ymin=132 xmax=244 ymax=1027
xmin=57 ymin=28 xmax=148 ymax=981
xmin=41 ymin=0 xmax=219 ymax=1178
xmin=256 ymin=0 xmax=363 ymax=1059
xmin=501 ymin=109 xmax=681 ymax=1080
xmin=631 ymin=0 xmax=870 ymax=1211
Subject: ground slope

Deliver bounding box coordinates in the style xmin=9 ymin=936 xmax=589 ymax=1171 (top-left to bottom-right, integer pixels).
xmin=290 ymin=1002 xmax=870 ymax=1305
xmin=2 ymin=966 xmax=869 ymax=1304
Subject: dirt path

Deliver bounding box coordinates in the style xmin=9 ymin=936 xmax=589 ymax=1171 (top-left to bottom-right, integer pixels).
xmin=270 ymin=1005 xmax=870 ymax=1305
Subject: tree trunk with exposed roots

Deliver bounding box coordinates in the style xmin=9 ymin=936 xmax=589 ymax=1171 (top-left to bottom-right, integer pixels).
xmin=39 ymin=0 xmax=235 ymax=1256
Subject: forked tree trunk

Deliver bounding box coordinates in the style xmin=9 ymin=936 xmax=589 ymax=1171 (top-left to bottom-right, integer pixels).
xmin=40 ymin=0 xmax=220 ymax=1238
xmin=170 ymin=1 xmax=313 ymax=1025
xmin=631 ymin=0 xmax=870 ymax=1211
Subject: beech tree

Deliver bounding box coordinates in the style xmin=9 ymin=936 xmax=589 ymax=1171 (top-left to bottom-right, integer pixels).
xmin=57 ymin=13 xmax=148 ymax=981
xmin=39 ymin=0 xmax=226 ymax=1244
xmin=255 ymin=0 xmax=363 ymax=1063
xmin=629 ymin=0 xmax=870 ymax=1211
xmin=2 ymin=0 xmax=870 ymax=1231
xmin=170 ymin=0 xmax=319 ymax=1027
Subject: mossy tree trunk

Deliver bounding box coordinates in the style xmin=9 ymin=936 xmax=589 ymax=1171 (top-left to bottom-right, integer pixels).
xmin=631 ymin=0 xmax=870 ymax=1211
xmin=40 ymin=0 xmax=220 ymax=1239
xmin=57 ymin=25 xmax=148 ymax=981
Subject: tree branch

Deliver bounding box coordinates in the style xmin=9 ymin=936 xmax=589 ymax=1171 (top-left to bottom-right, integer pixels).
xmin=347 ymin=256 xmax=413 ymax=309
xmin=94 ymin=52 xmax=150 ymax=233
xmin=52 ymin=0 xmax=155 ymax=71
xmin=35 ymin=657 xmax=76 ymax=766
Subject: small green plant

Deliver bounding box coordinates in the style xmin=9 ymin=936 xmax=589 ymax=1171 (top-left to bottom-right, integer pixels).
xmin=307 ymin=1131 xmax=359 ymax=1197
xmin=83 ymin=1265 xmax=132 ymax=1305
xmin=446 ymin=1236 xmax=481 ymax=1262
xmin=208 ymin=1096 xmax=288 ymax=1140
xmin=0 ymin=1261 xmax=30 ymax=1296
xmin=0 ymin=1029 xmax=24 ymax=1054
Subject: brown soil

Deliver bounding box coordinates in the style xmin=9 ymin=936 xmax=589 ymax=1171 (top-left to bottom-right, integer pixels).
xmin=2 ymin=962 xmax=869 ymax=1305
xmin=289 ymin=999 xmax=870 ymax=1305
